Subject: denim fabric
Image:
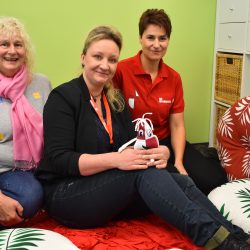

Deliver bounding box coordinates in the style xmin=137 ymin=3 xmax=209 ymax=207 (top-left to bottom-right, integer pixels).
xmin=43 ymin=167 xmax=243 ymax=246
xmin=161 ymin=137 xmax=228 ymax=195
xmin=0 ymin=170 xmax=43 ymax=218
xmin=171 ymin=174 xmax=249 ymax=241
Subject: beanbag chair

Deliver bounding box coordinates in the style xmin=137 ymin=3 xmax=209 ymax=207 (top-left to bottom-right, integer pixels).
xmin=208 ymin=178 xmax=250 ymax=234
xmin=0 ymin=228 xmax=79 ymax=250
xmin=217 ymin=96 xmax=250 ymax=180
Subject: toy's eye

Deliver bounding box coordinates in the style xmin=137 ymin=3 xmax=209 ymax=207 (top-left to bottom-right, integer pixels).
xmin=146 ymin=131 xmax=152 ymax=137
xmin=138 ymin=129 xmax=144 ymax=136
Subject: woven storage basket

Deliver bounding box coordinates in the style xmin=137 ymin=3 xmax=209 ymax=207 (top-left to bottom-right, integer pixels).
xmin=215 ymin=53 xmax=243 ymax=105
xmin=213 ymin=104 xmax=228 ymax=147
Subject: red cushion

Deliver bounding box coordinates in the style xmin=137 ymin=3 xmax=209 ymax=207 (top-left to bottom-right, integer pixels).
xmin=217 ymin=96 xmax=250 ymax=180
xmin=34 ymin=214 xmax=203 ymax=249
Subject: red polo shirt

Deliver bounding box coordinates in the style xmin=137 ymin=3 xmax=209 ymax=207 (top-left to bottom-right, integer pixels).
xmin=113 ymin=51 xmax=184 ymax=140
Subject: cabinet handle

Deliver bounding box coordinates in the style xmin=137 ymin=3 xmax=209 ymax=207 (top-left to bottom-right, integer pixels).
xmin=229 ymin=7 xmax=234 ymax=11
xmin=228 ymin=34 xmax=232 ymax=39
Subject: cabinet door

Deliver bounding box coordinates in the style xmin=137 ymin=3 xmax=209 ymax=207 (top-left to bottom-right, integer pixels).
xmin=218 ymin=0 xmax=249 ymax=23
xmin=217 ymin=23 xmax=246 ymax=51
xmin=249 ymin=8 xmax=250 ymax=21
xmin=247 ymin=22 xmax=250 ymax=51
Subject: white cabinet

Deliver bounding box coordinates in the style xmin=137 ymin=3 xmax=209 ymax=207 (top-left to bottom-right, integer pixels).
xmin=247 ymin=23 xmax=250 ymax=51
xmin=218 ymin=0 xmax=249 ymax=23
xmin=209 ymin=0 xmax=250 ymax=147
xmin=217 ymin=23 xmax=246 ymax=51
xmin=249 ymin=8 xmax=250 ymax=21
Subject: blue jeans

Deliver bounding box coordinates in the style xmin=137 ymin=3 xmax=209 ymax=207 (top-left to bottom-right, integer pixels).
xmin=161 ymin=137 xmax=228 ymax=195
xmin=43 ymin=168 xmax=246 ymax=246
xmin=0 ymin=170 xmax=43 ymax=218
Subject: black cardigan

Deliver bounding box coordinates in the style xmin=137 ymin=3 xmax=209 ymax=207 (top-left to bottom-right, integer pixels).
xmin=36 ymin=75 xmax=135 ymax=182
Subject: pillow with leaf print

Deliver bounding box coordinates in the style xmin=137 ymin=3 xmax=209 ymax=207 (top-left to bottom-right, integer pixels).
xmin=216 ymin=96 xmax=250 ymax=180
xmin=0 ymin=228 xmax=79 ymax=250
xmin=208 ymin=178 xmax=250 ymax=234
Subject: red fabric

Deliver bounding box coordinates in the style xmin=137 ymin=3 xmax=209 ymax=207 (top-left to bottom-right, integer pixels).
xmin=217 ymin=96 xmax=250 ymax=180
xmin=35 ymin=214 xmax=203 ymax=250
xmin=113 ymin=51 xmax=184 ymax=141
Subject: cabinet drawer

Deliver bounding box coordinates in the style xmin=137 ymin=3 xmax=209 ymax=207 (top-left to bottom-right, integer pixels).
xmin=217 ymin=23 xmax=246 ymax=51
xmin=247 ymin=22 xmax=250 ymax=51
xmin=249 ymin=5 xmax=250 ymax=21
xmin=218 ymin=0 xmax=249 ymax=23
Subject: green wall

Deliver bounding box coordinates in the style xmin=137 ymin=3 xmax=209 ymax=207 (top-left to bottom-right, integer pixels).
xmin=1 ymin=0 xmax=216 ymax=143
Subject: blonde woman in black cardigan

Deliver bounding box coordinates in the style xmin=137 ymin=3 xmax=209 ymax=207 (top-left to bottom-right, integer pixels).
xmin=37 ymin=26 xmax=250 ymax=250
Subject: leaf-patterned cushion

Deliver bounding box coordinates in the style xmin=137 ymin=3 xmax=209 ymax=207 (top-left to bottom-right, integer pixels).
xmin=208 ymin=178 xmax=250 ymax=234
xmin=217 ymin=96 xmax=250 ymax=180
xmin=0 ymin=228 xmax=79 ymax=250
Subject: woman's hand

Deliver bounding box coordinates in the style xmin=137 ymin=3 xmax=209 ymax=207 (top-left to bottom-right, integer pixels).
xmin=175 ymin=162 xmax=188 ymax=175
xmin=116 ymin=148 xmax=149 ymax=171
xmin=0 ymin=191 xmax=24 ymax=227
xmin=142 ymin=145 xmax=170 ymax=169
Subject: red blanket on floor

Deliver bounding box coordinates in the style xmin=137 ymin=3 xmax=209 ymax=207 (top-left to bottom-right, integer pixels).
xmin=34 ymin=214 xmax=204 ymax=250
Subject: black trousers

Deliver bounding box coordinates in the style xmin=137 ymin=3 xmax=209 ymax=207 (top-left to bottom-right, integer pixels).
xmin=161 ymin=137 xmax=228 ymax=195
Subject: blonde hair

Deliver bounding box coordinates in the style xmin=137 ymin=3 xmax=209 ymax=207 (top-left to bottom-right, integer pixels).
xmin=82 ymin=26 xmax=124 ymax=112
xmin=0 ymin=16 xmax=34 ymax=76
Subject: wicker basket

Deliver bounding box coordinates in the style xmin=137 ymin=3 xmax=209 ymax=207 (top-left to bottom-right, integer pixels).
xmin=213 ymin=104 xmax=228 ymax=147
xmin=215 ymin=53 xmax=243 ymax=105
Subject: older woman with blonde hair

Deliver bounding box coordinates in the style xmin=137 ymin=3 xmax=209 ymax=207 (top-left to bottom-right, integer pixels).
xmin=0 ymin=16 xmax=52 ymax=227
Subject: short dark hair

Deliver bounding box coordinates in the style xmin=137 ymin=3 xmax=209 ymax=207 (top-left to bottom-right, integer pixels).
xmin=139 ymin=9 xmax=172 ymax=38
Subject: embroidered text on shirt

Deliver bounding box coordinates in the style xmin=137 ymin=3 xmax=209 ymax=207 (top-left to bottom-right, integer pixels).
xmin=159 ymin=97 xmax=172 ymax=104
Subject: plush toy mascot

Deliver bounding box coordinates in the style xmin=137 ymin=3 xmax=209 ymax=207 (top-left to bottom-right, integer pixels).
xmin=118 ymin=113 xmax=159 ymax=152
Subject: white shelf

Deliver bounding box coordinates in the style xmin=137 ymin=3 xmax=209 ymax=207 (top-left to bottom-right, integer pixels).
xmin=209 ymin=0 xmax=250 ymax=147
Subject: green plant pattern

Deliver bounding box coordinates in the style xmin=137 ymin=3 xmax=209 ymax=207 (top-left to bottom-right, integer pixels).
xmin=231 ymin=179 xmax=250 ymax=184
xmin=0 ymin=228 xmax=45 ymax=250
xmin=236 ymin=187 xmax=250 ymax=218
xmin=219 ymin=203 xmax=231 ymax=222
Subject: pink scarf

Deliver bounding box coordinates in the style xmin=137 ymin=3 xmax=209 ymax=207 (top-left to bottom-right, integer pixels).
xmin=0 ymin=65 xmax=43 ymax=169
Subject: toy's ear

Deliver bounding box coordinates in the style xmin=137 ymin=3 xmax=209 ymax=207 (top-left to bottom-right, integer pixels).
xmin=146 ymin=135 xmax=159 ymax=149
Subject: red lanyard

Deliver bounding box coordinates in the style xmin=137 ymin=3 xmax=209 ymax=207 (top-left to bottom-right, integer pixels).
xmin=90 ymin=94 xmax=113 ymax=144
